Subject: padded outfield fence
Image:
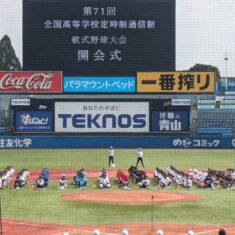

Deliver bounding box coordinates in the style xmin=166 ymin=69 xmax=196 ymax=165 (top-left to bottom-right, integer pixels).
xmin=0 ymin=135 xmax=235 ymax=149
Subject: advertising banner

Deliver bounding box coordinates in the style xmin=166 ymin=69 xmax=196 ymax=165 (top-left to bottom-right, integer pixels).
xmin=151 ymin=110 xmax=189 ymax=132
xmin=16 ymin=111 xmax=52 ymax=132
xmin=63 ymin=76 xmax=135 ymax=93
xmin=0 ymin=136 xmax=234 ymax=149
xmin=220 ymin=100 xmax=235 ymax=109
xmin=55 ymin=102 xmax=149 ymax=132
xmin=197 ymin=100 xmax=215 ymax=109
xmin=0 ymin=71 xmax=62 ymax=93
xmin=11 ymin=99 xmax=31 ymax=106
xmin=171 ymin=99 xmax=190 ymax=106
xmin=137 ymin=72 xmax=215 ymax=93
xmin=23 ymin=0 xmax=175 ymax=76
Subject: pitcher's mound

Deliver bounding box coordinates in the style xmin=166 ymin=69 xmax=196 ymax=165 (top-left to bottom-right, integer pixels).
xmin=61 ymin=191 xmax=202 ymax=205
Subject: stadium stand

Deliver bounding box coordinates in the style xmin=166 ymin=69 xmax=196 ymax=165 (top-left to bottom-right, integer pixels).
xmin=196 ymin=109 xmax=235 ymax=136
xmin=0 ymin=102 xmax=6 ymax=135
xmin=197 ymin=127 xmax=233 ymax=136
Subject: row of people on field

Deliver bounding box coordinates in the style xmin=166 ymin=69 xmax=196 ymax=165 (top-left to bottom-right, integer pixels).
xmin=181 ymin=167 xmax=234 ymax=189
xmin=203 ymin=168 xmax=234 ymax=189
xmin=8 ymin=166 xmax=235 ymax=190
xmin=166 ymin=166 xmax=193 ymax=189
xmin=73 ymin=168 xmax=129 ymax=189
xmin=153 ymin=167 xmax=172 ymax=189
xmin=97 ymin=167 xmax=150 ymax=189
xmin=31 ymin=168 xmax=127 ymax=190
xmin=37 ymin=167 xmax=235 ymax=190
xmin=163 ymin=166 xmax=235 ymax=189
xmin=14 ymin=168 xmax=47 ymax=189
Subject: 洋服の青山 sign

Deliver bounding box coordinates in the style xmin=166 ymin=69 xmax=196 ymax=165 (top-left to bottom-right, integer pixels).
xmin=0 ymin=71 xmax=62 ymax=93
xmin=151 ymin=110 xmax=189 ymax=132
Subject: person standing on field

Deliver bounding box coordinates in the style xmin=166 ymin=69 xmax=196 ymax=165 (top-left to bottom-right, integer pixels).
xmin=136 ymin=148 xmax=144 ymax=168
xmin=108 ymin=146 xmax=115 ymax=167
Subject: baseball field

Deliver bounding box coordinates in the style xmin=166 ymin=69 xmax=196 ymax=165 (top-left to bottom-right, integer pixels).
xmin=1 ymin=148 xmax=235 ymax=235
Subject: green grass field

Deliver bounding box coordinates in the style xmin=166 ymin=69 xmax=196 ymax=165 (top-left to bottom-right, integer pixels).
xmin=1 ymin=149 xmax=235 ymax=226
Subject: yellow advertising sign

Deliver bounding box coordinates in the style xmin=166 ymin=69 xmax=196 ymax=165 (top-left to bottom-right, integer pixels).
xmin=137 ymin=72 xmax=215 ymax=93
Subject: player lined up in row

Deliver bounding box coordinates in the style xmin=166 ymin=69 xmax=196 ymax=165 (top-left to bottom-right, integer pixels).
xmin=5 ymin=165 xmax=234 ymax=191
xmin=32 ymin=167 xmax=146 ymax=190
xmin=0 ymin=166 xmax=15 ymax=188
xmin=7 ymin=167 xmax=131 ymax=190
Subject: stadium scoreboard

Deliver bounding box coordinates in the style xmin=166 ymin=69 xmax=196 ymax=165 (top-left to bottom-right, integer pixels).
xmin=23 ymin=0 xmax=175 ymax=76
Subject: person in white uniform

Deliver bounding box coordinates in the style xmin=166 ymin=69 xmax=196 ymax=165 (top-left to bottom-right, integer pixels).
xmin=108 ymin=146 xmax=115 ymax=167
xmin=136 ymin=148 xmax=144 ymax=168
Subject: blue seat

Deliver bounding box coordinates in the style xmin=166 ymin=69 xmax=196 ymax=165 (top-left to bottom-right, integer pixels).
xmin=197 ymin=127 xmax=232 ymax=135
xmin=0 ymin=127 xmax=6 ymax=134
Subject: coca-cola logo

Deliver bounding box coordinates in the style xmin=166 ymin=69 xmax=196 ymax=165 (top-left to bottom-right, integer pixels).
xmin=0 ymin=73 xmax=54 ymax=90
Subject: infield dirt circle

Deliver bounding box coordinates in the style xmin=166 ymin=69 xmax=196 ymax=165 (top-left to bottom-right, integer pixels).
xmin=61 ymin=191 xmax=202 ymax=205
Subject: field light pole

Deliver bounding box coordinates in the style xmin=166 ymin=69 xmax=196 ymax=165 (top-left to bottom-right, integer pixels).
xmin=0 ymin=190 xmax=3 ymax=235
xmin=225 ymin=53 xmax=229 ymax=90
xmin=151 ymin=196 xmax=154 ymax=233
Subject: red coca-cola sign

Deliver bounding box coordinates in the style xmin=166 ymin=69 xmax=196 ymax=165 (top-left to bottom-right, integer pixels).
xmin=0 ymin=71 xmax=62 ymax=93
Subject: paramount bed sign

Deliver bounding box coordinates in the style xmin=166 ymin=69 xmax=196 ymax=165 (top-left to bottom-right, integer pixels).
xmin=0 ymin=71 xmax=62 ymax=93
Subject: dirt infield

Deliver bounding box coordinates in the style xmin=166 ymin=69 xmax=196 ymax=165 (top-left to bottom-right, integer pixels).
xmin=61 ymin=191 xmax=203 ymax=205
xmin=2 ymin=219 xmax=235 ymax=235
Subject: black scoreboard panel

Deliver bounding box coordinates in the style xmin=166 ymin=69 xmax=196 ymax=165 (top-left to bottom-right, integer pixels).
xmin=23 ymin=0 xmax=175 ymax=76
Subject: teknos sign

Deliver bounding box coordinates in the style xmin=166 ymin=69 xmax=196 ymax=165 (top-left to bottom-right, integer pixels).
xmin=0 ymin=71 xmax=62 ymax=93
xmin=55 ymin=102 xmax=149 ymax=133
